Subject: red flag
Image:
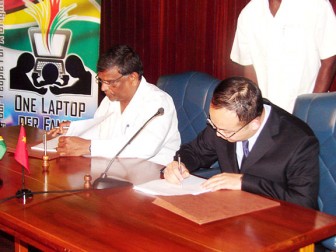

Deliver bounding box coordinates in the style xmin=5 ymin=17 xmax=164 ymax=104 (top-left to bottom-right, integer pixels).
xmin=14 ymin=125 xmax=30 ymax=173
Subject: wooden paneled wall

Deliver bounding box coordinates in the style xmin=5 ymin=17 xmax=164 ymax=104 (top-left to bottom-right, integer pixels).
xmin=99 ymin=0 xmax=336 ymax=97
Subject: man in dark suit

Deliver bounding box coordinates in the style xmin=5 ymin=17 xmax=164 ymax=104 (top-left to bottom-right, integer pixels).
xmin=164 ymin=76 xmax=319 ymax=209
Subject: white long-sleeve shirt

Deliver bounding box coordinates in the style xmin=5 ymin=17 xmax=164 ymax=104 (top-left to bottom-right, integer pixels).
xmin=231 ymin=0 xmax=336 ymax=112
xmin=70 ymin=77 xmax=181 ymax=165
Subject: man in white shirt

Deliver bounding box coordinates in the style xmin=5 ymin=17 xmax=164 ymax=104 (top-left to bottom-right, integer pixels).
xmin=49 ymin=45 xmax=181 ymax=165
xmin=230 ymin=0 xmax=336 ymax=112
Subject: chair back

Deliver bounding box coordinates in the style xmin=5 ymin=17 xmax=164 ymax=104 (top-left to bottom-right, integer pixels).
xmin=157 ymin=71 xmax=221 ymax=144
xmin=293 ymin=92 xmax=336 ymax=250
xmin=157 ymin=71 xmax=221 ymax=178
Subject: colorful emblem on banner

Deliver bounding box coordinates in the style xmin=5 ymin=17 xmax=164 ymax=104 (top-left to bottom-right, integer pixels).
xmin=1 ymin=0 xmax=101 ymax=130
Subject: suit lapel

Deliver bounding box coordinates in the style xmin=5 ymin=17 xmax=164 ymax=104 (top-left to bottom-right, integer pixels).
xmin=241 ymin=107 xmax=280 ymax=173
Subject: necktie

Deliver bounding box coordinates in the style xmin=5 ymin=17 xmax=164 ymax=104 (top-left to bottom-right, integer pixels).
xmin=242 ymin=140 xmax=249 ymax=158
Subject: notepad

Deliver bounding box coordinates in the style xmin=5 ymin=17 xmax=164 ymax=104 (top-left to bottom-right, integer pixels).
xmin=133 ymin=175 xmax=210 ymax=196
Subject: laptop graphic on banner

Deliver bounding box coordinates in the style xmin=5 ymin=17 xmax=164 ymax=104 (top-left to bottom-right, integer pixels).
xmin=29 ymin=27 xmax=71 ymax=75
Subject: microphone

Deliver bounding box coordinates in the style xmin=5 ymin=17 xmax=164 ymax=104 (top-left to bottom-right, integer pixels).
xmin=93 ymin=107 xmax=165 ymax=189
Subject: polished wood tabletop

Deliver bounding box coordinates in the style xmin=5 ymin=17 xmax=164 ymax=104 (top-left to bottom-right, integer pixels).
xmin=0 ymin=126 xmax=336 ymax=251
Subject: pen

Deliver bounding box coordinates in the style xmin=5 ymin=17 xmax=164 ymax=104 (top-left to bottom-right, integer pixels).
xmin=178 ymin=154 xmax=182 ymax=175
xmin=160 ymin=166 xmax=166 ymax=179
xmin=177 ymin=154 xmax=183 ymax=186
xmin=55 ymin=126 xmax=69 ymax=129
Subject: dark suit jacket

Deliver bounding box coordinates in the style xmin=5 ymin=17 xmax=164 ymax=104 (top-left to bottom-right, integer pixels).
xmin=178 ymin=101 xmax=319 ymax=209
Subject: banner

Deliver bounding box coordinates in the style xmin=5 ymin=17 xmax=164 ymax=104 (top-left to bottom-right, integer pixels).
xmin=1 ymin=0 xmax=101 ymax=130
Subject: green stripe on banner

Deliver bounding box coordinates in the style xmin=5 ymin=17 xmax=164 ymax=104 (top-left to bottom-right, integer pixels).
xmin=62 ymin=22 xmax=100 ymax=72
xmin=3 ymin=28 xmax=31 ymax=51
xmin=0 ymin=137 xmax=6 ymax=160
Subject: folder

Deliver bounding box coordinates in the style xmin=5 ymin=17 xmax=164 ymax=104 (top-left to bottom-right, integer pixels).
xmin=153 ymin=190 xmax=280 ymax=225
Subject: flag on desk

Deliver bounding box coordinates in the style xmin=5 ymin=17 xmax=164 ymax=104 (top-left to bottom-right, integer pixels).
xmin=14 ymin=125 xmax=30 ymax=173
xmin=0 ymin=136 xmax=6 ymax=160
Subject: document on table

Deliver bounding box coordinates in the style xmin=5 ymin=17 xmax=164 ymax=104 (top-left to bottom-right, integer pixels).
xmin=133 ymin=175 xmax=210 ymax=196
xmin=31 ymin=115 xmax=112 ymax=152
xmin=31 ymin=136 xmax=60 ymax=152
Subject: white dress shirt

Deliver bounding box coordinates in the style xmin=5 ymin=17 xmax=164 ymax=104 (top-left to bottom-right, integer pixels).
xmin=71 ymin=77 xmax=181 ymax=165
xmin=231 ymin=0 xmax=336 ymax=112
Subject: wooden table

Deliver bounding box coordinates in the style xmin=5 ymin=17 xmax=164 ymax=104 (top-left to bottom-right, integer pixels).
xmin=0 ymin=126 xmax=336 ymax=252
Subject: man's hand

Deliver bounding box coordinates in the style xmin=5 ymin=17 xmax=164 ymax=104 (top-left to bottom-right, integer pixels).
xmin=202 ymin=172 xmax=243 ymax=191
xmin=48 ymin=121 xmax=71 ymax=137
xmin=57 ymin=136 xmax=91 ymax=156
xmin=164 ymin=160 xmax=190 ymax=184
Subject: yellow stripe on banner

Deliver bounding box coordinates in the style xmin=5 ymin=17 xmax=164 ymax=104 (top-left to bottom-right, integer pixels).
xmin=64 ymin=0 xmax=100 ymax=18
xmin=4 ymin=10 xmax=35 ymax=25
xmin=4 ymin=0 xmax=100 ymax=26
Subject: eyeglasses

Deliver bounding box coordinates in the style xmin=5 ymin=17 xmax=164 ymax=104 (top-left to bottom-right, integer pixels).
xmin=95 ymin=75 xmax=125 ymax=88
xmin=207 ymin=117 xmax=253 ymax=139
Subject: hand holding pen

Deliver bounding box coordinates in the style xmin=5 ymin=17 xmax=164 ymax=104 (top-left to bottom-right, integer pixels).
xmin=163 ymin=154 xmax=190 ymax=184
xmin=47 ymin=121 xmax=71 ymax=137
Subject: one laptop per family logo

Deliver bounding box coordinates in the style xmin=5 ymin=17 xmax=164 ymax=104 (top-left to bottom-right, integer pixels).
xmin=10 ymin=0 xmax=92 ymax=96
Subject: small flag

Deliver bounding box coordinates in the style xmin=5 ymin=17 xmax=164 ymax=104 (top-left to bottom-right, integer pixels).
xmin=0 ymin=136 xmax=6 ymax=160
xmin=14 ymin=125 xmax=30 ymax=173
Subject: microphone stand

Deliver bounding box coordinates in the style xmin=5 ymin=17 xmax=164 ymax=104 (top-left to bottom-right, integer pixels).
xmin=93 ymin=108 xmax=164 ymax=189
xmin=7 ymin=166 xmax=86 ymax=205
xmin=0 ymin=188 xmax=88 ymax=204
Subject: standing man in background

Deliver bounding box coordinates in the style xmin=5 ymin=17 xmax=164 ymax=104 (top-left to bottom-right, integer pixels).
xmin=49 ymin=45 xmax=181 ymax=165
xmin=230 ymin=0 xmax=336 ymax=112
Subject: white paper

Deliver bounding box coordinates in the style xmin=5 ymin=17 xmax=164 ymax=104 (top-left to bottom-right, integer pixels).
xmin=31 ymin=135 xmax=60 ymax=152
xmin=133 ymin=175 xmax=210 ymax=196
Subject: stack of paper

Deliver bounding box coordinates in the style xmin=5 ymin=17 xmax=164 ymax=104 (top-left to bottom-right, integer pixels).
xmin=133 ymin=175 xmax=210 ymax=196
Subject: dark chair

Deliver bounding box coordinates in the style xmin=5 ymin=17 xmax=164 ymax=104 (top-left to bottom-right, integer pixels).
xmin=157 ymin=71 xmax=221 ymax=178
xmin=293 ymin=92 xmax=336 ymax=251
